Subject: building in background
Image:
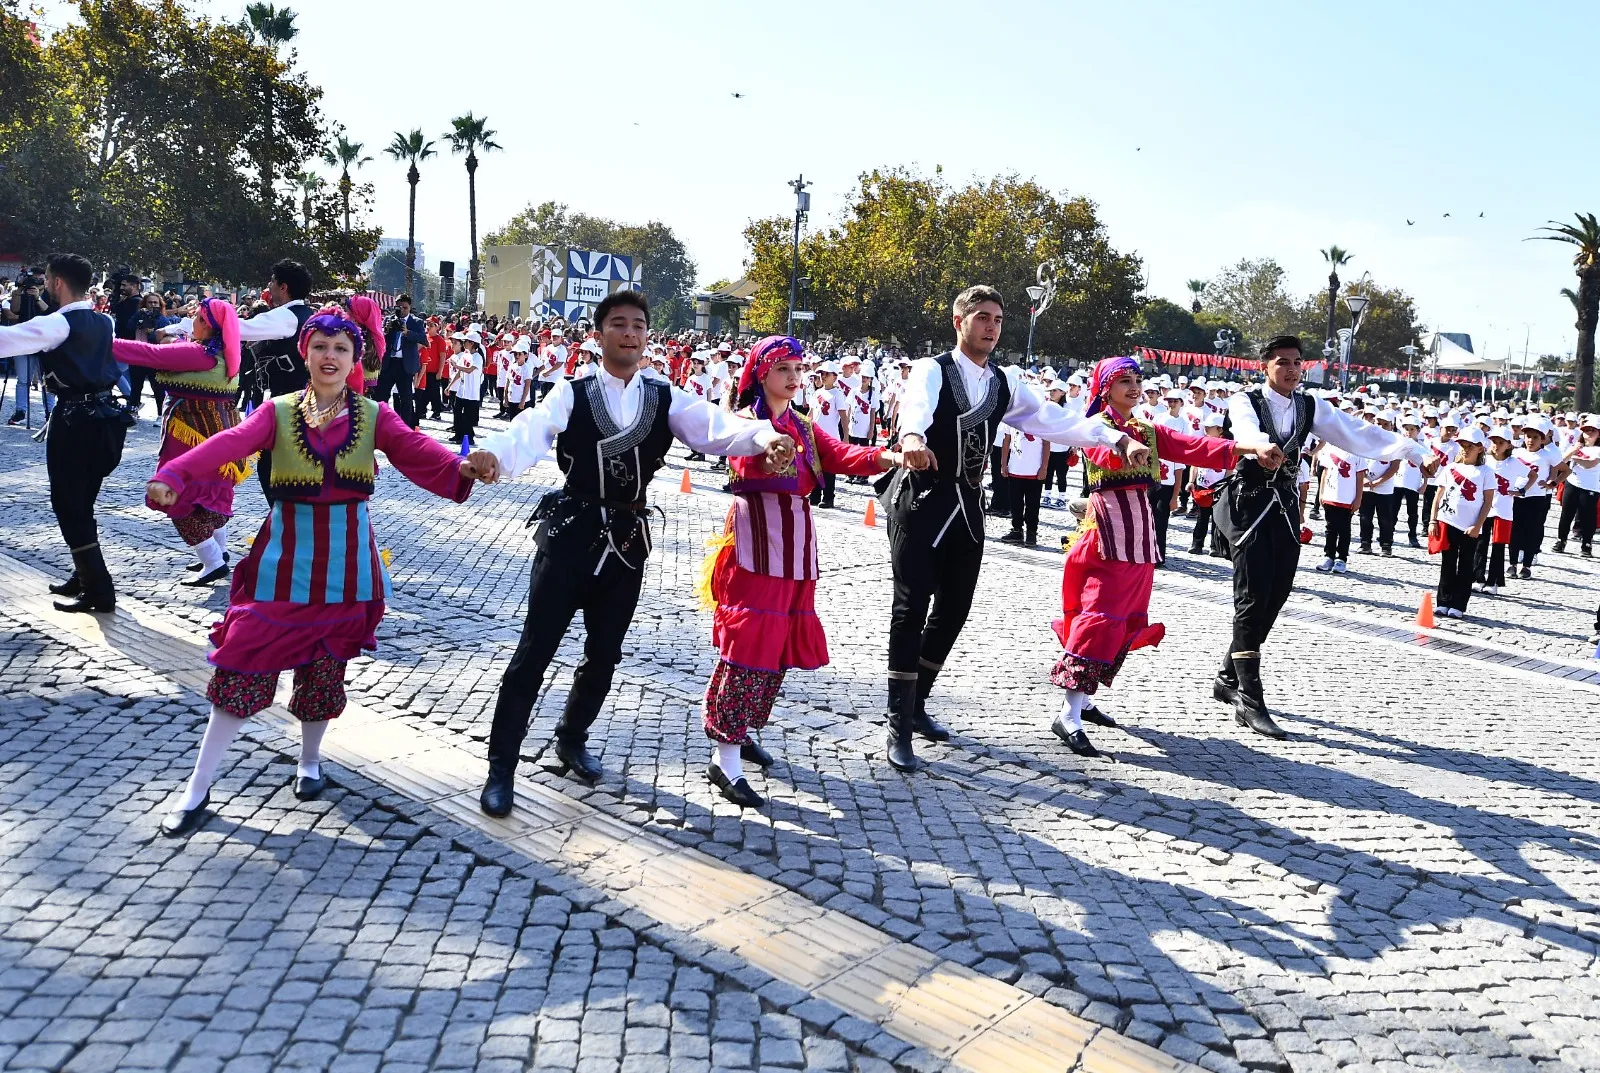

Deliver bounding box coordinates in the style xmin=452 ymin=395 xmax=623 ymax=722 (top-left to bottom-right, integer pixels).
xmin=362 ymin=236 xmax=425 ymax=277
xmin=481 ymin=244 xmax=641 ymax=321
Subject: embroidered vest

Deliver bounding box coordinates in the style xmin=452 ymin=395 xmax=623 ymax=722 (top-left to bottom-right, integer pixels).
xmin=267 ymin=392 xmax=379 ymax=498
xmin=1229 ymin=389 xmax=1315 ymax=496
xmin=727 ymin=407 xmax=822 ymax=495
xmin=154 ymin=343 xmax=238 ymax=399
xmin=1083 ymin=415 xmax=1160 ymax=493
xmin=924 ymin=353 xmax=1011 ymax=490
xmin=555 ymin=375 xmax=674 ymax=502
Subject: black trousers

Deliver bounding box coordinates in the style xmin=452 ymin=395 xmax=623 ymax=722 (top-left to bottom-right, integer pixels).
xmin=888 ymin=514 xmax=984 ymax=679
xmin=1009 ymin=476 xmax=1042 ymax=537
xmin=1045 ymin=452 xmax=1071 ymax=493
xmin=1190 ymin=504 xmax=1228 ymax=554
xmin=1422 ymin=486 xmax=1438 ymax=529
xmin=808 ymin=470 xmax=837 ymax=506
xmin=452 ymin=397 xmax=480 ymax=441
xmin=988 ymin=446 xmax=1010 ymax=511
xmin=419 ymin=372 xmax=445 ymax=418
xmin=1359 ymin=491 xmax=1400 ymax=550
xmin=46 ymin=412 xmax=126 ymax=549
xmin=1556 ymin=486 xmax=1598 ymax=546
xmin=487 ymin=526 xmax=646 ymax=768
xmin=1173 ymin=467 xmax=1189 ymax=510
xmin=1230 ymin=517 xmax=1300 ymax=653
xmin=1396 ymin=488 xmax=1420 ymax=542
xmin=1510 ymin=495 xmax=1552 ymax=567
xmin=1474 ymin=532 xmax=1507 ymax=586
xmin=125 ymin=366 xmax=165 ymax=413
xmin=1437 ymin=525 xmax=1479 ymax=612
xmin=374 ymin=356 xmax=417 ymax=427
xmin=1149 ymin=484 xmax=1174 ymax=561
xmin=1323 ymin=505 xmax=1354 ymax=561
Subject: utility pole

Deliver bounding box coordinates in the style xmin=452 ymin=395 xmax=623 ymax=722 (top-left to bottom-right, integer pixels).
xmin=787 ymin=175 xmax=811 ymax=335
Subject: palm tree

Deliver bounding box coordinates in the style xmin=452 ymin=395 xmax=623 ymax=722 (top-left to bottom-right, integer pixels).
xmin=242 ymin=4 xmax=298 ymax=206
xmin=293 ymin=170 xmax=325 ymax=230
xmin=1532 ymin=213 xmax=1600 ymax=410
xmin=444 ymin=113 xmax=503 ymax=307
xmin=321 ymin=135 xmax=372 ymax=234
xmin=384 ymin=130 xmax=436 ymax=295
xmin=1320 ymin=246 xmax=1352 ymax=349
xmin=1186 ymin=279 xmax=1207 ymax=314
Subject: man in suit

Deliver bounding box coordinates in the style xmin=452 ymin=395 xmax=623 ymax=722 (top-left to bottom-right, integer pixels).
xmin=377 ymin=293 xmax=427 ymax=427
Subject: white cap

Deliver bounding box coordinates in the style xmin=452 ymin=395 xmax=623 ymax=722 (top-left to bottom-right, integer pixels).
xmin=1583 ymin=413 xmax=1600 ymax=431
xmin=1422 ymin=405 xmax=1439 ymax=417
xmin=1527 ymin=414 xmax=1554 ymax=435
xmin=819 ymin=360 xmax=841 ymax=374
xmin=1203 ymin=412 xmax=1226 ymax=428
xmin=1379 ymin=410 xmax=1398 ymax=424
xmin=861 ymin=360 xmax=876 ymax=376
xmin=1455 ymin=424 xmax=1487 ymax=448
xmin=1399 ymin=412 xmax=1421 ymax=427
xmin=511 ymin=337 xmax=531 ymax=352
xmin=1067 ymin=372 xmax=1086 ymax=386
xmin=1488 ymin=425 xmax=1514 ymax=441
xmin=580 ymin=339 xmax=602 ymax=355
xmin=718 ymin=341 xmax=733 ymax=353
xmin=1440 ymin=415 xmax=1461 ymax=429
xmin=1163 ymin=388 xmax=1183 ymax=400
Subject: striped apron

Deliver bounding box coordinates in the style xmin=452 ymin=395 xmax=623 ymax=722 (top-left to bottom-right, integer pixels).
xmin=234 ymin=500 xmax=393 ymax=603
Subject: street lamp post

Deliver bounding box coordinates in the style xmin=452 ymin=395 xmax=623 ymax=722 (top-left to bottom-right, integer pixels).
xmin=1399 ymin=343 xmax=1419 ymax=400
xmin=1213 ymin=327 xmax=1236 ymax=380
xmin=1025 ymin=284 xmax=1046 ymax=366
xmin=1024 ymin=260 xmax=1058 ymax=368
xmin=1341 ymin=291 xmax=1369 ymax=392
xmin=786 ymin=175 xmax=811 ymax=336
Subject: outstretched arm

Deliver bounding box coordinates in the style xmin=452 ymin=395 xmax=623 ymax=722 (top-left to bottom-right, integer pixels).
xmin=374 ymin=404 xmax=476 ymax=501
xmin=111 ymin=338 xmax=216 ymax=374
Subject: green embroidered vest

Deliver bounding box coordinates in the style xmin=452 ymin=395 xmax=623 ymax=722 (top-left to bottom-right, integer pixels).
xmin=154 ymin=346 xmax=237 ymax=399
xmin=268 ymin=392 xmax=379 ymax=497
xmin=1083 ymin=413 xmax=1161 ymax=493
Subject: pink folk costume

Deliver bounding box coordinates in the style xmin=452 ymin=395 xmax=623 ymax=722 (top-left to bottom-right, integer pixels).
xmin=345 ymin=294 xmax=387 ymax=397
xmin=111 ymin=298 xmax=248 ymax=556
xmin=701 ymin=337 xmax=882 ymax=747
xmin=1051 ymin=357 xmax=1237 ymax=698
xmin=152 ymin=313 xmax=473 ymax=724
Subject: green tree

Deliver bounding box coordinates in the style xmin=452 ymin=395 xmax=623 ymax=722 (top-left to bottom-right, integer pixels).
xmin=1531 ymin=213 xmax=1600 ymax=411
xmin=1131 ymin=298 xmax=1209 ymax=353
xmin=1201 ymin=258 xmax=1296 ymax=354
xmin=485 ymin=201 xmax=699 ymax=332
xmin=384 ymin=129 xmax=436 ymax=296
xmin=740 ymin=167 xmax=1142 ymax=359
xmin=444 ymin=113 xmax=502 ymax=307
xmin=1290 ymin=282 xmax=1424 ymax=372
xmin=241 ymin=2 xmax=298 ymax=205
xmin=1319 ymin=245 xmax=1353 ymax=350
xmin=1185 ymin=279 xmax=1206 ymax=313
xmin=322 ymin=134 xmax=371 ymax=234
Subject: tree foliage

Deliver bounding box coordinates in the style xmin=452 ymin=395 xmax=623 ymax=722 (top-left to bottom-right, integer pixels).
xmin=485 ymin=201 xmax=699 ymax=332
xmin=1288 ymin=283 xmax=1424 ymax=370
xmin=1200 ymin=258 xmax=1298 ymax=354
xmin=0 ymin=0 xmax=375 ymax=285
xmin=739 ymin=168 xmax=1143 ymax=359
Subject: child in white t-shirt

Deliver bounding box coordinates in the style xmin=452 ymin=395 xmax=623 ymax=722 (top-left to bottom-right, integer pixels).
xmin=1476 ymin=427 xmax=1519 ymax=593
xmin=1315 ymin=443 xmax=1368 ymax=573
xmin=1431 ymin=425 xmax=1494 ymax=618
xmin=1187 ymin=414 xmax=1230 ymax=557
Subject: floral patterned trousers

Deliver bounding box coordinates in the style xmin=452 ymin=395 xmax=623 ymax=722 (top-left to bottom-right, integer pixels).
xmin=703 ymin=660 xmax=786 ymax=745
xmin=207 ymin=652 xmax=348 ymax=722
xmin=172 ymin=506 xmax=230 ymax=547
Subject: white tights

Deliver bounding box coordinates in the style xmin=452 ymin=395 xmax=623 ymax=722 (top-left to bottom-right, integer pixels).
xmin=175 ymin=705 xmax=330 ymax=811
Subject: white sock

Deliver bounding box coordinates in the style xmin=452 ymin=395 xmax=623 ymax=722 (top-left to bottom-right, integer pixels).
xmin=196 ymin=536 xmax=224 ymax=573
xmin=298 ymin=720 xmax=328 ymax=780
xmin=212 ymin=525 xmax=228 ymax=557
xmin=1059 ymin=690 xmax=1086 ymax=732
xmin=713 ymin=742 xmax=744 ymax=782
xmin=178 ymin=705 xmax=247 ymax=810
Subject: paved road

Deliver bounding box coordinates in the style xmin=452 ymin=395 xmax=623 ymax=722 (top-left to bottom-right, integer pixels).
xmin=2 ymin=406 xmax=1599 ymax=1073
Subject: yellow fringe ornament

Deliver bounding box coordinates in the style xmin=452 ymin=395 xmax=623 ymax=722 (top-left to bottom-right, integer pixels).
xmin=695 ymin=530 xmax=737 ymax=612
xmin=167 ymin=411 xmax=252 ymax=485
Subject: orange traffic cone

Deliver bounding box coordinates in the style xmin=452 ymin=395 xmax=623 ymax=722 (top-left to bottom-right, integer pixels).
xmin=863 ymin=499 xmax=877 ymax=527
xmin=1415 ymin=591 xmax=1435 ymax=630
xmin=679 ymin=469 xmax=693 ymax=494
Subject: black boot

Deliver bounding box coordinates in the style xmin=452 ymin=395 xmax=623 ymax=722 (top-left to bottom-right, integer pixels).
xmin=549 ymin=658 xmax=610 ymax=783
xmin=48 ymin=572 xmax=81 ymax=597
xmin=1231 ymin=653 xmax=1286 ymax=739
xmin=53 ymin=543 xmax=115 ymax=614
xmin=1212 ymin=653 xmax=1239 ymax=707
xmin=479 ymin=761 xmax=515 ymax=817
xmin=912 ymin=664 xmax=951 ymax=742
xmin=552 ymin=737 xmax=603 ymax=783
xmin=886 ymin=678 xmax=921 ymax=772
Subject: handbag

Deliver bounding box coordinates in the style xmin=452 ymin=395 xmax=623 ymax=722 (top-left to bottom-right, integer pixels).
xmin=1427 ymin=520 xmax=1448 ymax=555
xmin=1492 ymin=517 xmax=1512 ymax=545
xmin=1192 ymin=486 xmax=1216 ymax=508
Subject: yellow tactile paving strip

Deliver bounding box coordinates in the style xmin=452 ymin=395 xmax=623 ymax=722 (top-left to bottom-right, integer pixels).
xmin=0 ymin=549 xmax=1197 ymax=1073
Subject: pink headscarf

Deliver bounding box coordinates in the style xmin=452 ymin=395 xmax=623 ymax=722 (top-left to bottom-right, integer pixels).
xmin=345 ymin=295 xmax=388 ymax=362
xmin=736 ymin=335 xmax=805 ymax=418
xmin=1084 ymin=355 xmax=1140 ymax=419
xmin=196 ymin=297 xmax=241 ymax=378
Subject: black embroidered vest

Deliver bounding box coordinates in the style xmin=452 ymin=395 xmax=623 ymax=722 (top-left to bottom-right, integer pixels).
xmin=41 ymin=309 xmax=119 ymax=394
xmin=555 ymin=375 xmax=675 ymax=503
xmin=253 ymin=303 xmax=314 ymax=396
xmin=1228 ymin=388 xmax=1316 ymax=497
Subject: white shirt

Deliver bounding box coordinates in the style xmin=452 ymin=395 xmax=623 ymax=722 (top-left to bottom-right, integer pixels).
xmin=164 ymin=298 xmax=306 ymax=342
xmin=708 ymin=360 xmax=730 ymax=399
xmin=505 ymin=361 xmax=532 ymax=405
xmin=684 ymin=372 xmax=712 ymax=400
xmin=1228 ymin=386 xmax=1423 ymax=466
xmin=1436 ymin=461 xmax=1492 ymax=530
xmin=1317 ymin=445 xmax=1369 ymax=507
xmin=810 ymin=386 xmax=845 ymax=440
xmin=540 ymin=344 xmax=568 ymax=383
xmin=1512 ymin=444 xmax=1561 ymax=497
xmin=478 ymin=364 xmax=782 ymax=480
xmin=0 ymin=299 xmax=106 ymax=358
xmin=1487 ymin=455 xmax=1521 ymax=520
xmin=1006 ymin=428 xmax=1046 ymax=476
xmin=450 ymin=349 xmax=484 ymax=401
xmin=843 ymin=381 xmax=875 ymax=438
xmin=896 ymin=350 xmax=1124 ymax=454
xmin=1567 ymin=445 xmax=1600 ymax=493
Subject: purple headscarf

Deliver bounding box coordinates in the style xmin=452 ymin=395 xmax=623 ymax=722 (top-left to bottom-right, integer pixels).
xmin=1084 ymin=355 xmax=1140 ymax=419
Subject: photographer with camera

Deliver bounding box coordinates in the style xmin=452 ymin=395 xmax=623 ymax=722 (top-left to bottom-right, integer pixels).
xmin=5 ymin=272 xmax=52 ymax=425
xmin=377 ymin=293 xmax=426 ymax=428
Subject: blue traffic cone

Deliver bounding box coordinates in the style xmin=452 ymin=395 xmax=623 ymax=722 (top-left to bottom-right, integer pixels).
xmin=242 ymin=399 xmax=254 ymax=416
xmin=459 ymin=434 xmax=471 ymax=457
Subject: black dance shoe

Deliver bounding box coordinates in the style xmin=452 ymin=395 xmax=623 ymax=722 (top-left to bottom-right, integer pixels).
xmin=998 ymin=530 xmax=1024 ymax=544
xmin=293 ymin=774 xmax=327 ymax=800
xmin=707 ymin=763 xmax=764 ymax=808
xmin=740 ymin=738 xmax=775 ymax=769
xmin=54 ymin=592 xmax=115 ymax=614
xmin=1080 ymin=704 xmax=1117 ymax=728
xmin=912 ymin=709 xmax=951 ymax=743
xmin=160 ymin=792 xmax=210 ymax=838
xmin=553 ymin=738 xmax=603 ymax=783
xmin=479 ymin=764 xmax=515 ymax=817
xmin=186 ymin=552 xmax=232 ymax=572
xmin=181 ymin=566 xmax=230 ymax=587
xmin=48 ymin=573 xmax=81 ymax=597
xmin=1235 ymin=707 xmax=1288 ymax=739
xmin=1050 ymin=716 xmax=1103 ymax=758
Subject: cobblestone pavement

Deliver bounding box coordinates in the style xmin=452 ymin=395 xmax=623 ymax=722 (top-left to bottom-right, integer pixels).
xmin=3 ymin=406 xmax=1600 ymax=1073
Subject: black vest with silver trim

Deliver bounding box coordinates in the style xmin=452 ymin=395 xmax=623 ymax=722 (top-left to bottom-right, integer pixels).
xmin=555 ymin=375 xmax=674 ymax=502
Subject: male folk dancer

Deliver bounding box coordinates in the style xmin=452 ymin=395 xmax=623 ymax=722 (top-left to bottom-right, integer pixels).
xmin=1213 ymin=336 xmax=1422 ymax=738
xmin=882 ymin=285 xmax=1149 ymax=772
xmin=0 ymin=254 xmax=134 ymax=613
xmin=465 ymin=292 xmax=795 ymax=817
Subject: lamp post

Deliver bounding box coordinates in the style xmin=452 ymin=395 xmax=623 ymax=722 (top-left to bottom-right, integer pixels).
xmin=1399 ymin=343 xmax=1419 ymax=401
xmin=1024 ymin=260 xmax=1058 ymax=368
xmin=786 ymin=175 xmax=811 ymax=335
xmin=1213 ymin=327 xmax=1236 ymax=380
xmin=1340 ymin=279 xmax=1371 ymax=392
xmin=1025 ymin=284 xmax=1046 ymax=366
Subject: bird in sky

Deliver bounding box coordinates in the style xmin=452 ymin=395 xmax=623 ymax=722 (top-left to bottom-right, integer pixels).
xmin=1479 ymin=212 xmax=1485 ymax=218
xmin=1443 ymin=212 xmax=1451 ymax=218
xmin=731 ymin=92 xmax=745 ymax=99
xmin=1406 ymin=219 xmax=1415 ymax=226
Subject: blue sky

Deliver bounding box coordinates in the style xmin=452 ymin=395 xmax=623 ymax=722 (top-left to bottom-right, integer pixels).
xmin=41 ymin=1 xmax=1600 ymax=360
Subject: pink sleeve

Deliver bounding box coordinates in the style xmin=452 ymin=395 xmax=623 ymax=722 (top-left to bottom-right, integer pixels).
xmin=153 ymin=400 xmax=277 ymax=498
xmin=374 ymin=403 xmax=473 ymax=502
xmin=1155 ymin=424 xmax=1237 ymax=470
xmin=111 ymin=338 xmax=213 ymax=373
xmin=814 ymin=421 xmax=883 ymax=477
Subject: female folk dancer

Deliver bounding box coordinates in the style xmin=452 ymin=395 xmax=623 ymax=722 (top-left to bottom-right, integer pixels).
xmin=109 ymin=296 xmax=249 ymax=586
xmin=147 ymin=305 xmax=491 ymax=837
xmin=1050 ymin=356 xmax=1282 ymax=758
xmin=699 ymin=336 xmax=898 ymax=808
